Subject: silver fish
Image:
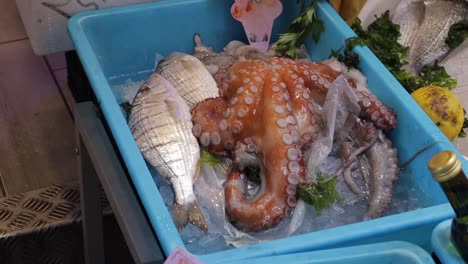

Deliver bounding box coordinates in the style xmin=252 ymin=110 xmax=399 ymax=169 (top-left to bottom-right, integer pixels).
xmin=400 ymin=0 xmax=467 ymax=74
xmin=391 ymin=0 xmax=425 ymax=49
xmin=129 ymin=73 xmax=208 ymax=232
xmin=156 ymin=52 xmax=219 ymax=109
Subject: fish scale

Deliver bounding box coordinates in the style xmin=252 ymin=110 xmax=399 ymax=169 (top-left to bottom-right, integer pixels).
xmin=402 ymin=0 xmax=467 ymax=74
xmin=391 ymin=0 xmax=425 ymax=48
xmin=128 ymin=73 xmax=207 ymax=232
xmin=156 ymin=52 xmax=219 ymax=109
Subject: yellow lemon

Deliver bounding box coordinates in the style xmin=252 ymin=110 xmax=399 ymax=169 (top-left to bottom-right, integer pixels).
xmin=411 ymin=86 xmax=464 ymax=141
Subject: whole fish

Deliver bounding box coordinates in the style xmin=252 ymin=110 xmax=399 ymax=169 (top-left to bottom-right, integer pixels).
xmin=128 ymin=73 xmax=208 ymax=233
xmin=398 ymin=0 xmax=467 ymax=74
xmin=391 ymin=0 xmax=425 ymax=49
xmin=156 ymin=52 xmax=219 ymax=109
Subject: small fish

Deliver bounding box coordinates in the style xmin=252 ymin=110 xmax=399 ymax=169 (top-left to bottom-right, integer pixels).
xmin=398 ymin=0 xmax=467 ymax=74
xmin=156 ymin=52 xmax=219 ymax=109
xmin=128 ymin=73 xmax=208 ymax=233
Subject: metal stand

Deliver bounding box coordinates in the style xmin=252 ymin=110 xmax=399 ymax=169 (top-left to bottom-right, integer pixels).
xmin=75 ymin=102 xmax=164 ymax=264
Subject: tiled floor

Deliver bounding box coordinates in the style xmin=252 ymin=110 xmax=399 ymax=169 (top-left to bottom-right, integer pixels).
xmin=0 ymin=1 xmax=76 ymax=197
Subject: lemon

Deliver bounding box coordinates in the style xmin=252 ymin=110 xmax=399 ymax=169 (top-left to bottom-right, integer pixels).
xmin=411 ymin=86 xmax=464 ymax=141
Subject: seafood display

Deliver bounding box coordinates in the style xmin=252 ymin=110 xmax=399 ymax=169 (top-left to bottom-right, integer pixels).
xmin=127 ymin=32 xmax=400 ymax=235
xmin=128 ymin=73 xmax=208 ymax=232
xmin=190 ymin=36 xmax=399 ymax=231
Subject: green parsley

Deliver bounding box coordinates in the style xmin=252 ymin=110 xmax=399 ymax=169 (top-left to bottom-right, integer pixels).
xmin=446 ymin=20 xmax=468 ymax=49
xmin=200 ymin=150 xmax=221 ymax=166
xmin=332 ymin=11 xmax=457 ymax=94
xmin=297 ymin=172 xmax=344 ymax=216
xmin=276 ymin=0 xmax=324 ymax=59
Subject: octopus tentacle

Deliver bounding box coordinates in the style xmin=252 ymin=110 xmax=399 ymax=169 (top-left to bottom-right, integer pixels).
xmin=348 ymin=116 xmax=399 ymax=220
xmin=191 ymin=97 xmax=234 ymax=156
xmin=344 ymin=162 xmax=367 ymax=197
xmin=355 ymin=90 xmax=398 ymax=132
xmin=363 ymin=130 xmax=399 ymax=219
xmin=338 ymin=141 xmax=367 ymax=197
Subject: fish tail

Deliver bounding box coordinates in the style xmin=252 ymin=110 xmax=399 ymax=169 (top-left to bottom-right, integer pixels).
xmin=173 ymin=201 xmax=208 ymax=233
xmin=188 ymin=201 xmax=208 ymax=234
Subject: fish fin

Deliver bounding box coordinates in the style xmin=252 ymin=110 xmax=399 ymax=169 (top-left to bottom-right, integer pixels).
xmin=173 ymin=202 xmax=189 ymax=231
xmin=164 ymin=98 xmax=184 ymax=121
xmin=173 ymin=201 xmax=208 ymax=234
xmin=193 ymin=159 xmax=201 ymax=181
xmin=187 ymin=201 xmax=208 ymax=234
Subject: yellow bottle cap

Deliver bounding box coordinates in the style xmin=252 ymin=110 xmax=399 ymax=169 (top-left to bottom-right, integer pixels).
xmin=428 ymin=150 xmax=462 ymax=182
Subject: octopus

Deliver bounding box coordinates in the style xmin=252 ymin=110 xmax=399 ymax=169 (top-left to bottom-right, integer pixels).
xmin=191 ymin=39 xmax=399 ymax=232
xmin=337 ymin=115 xmax=399 ymax=220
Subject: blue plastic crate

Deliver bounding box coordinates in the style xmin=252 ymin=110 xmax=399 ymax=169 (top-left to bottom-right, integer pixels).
xmin=68 ymin=0 xmax=468 ymax=262
xmin=224 ymin=241 xmax=435 ymax=264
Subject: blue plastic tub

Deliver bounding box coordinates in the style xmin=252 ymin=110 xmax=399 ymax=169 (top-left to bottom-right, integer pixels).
xmin=223 ymin=241 xmax=435 ymax=264
xmin=68 ymin=0 xmax=468 ymax=262
xmin=431 ymin=219 xmax=466 ymax=264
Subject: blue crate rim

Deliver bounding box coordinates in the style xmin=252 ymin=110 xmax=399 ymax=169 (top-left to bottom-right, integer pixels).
xmin=222 ymin=241 xmax=435 ymax=264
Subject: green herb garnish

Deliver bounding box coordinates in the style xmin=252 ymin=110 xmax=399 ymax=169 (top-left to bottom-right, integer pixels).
xmin=333 ymin=11 xmax=457 ymax=94
xmin=276 ymin=0 xmax=324 ymax=59
xmin=200 ymin=150 xmax=221 ymax=166
xmin=446 ymin=20 xmax=468 ymax=49
xmin=297 ymin=172 xmax=344 ymax=216
xmin=392 ymin=63 xmax=457 ymax=93
xmin=391 ymin=69 xmax=424 ymax=93
xmin=330 ymin=37 xmax=366 ymax=69
xmin=419 ymin=63 xmax=457 ymax=90
xmin=351 ymin=12 xmax=409 ymax=72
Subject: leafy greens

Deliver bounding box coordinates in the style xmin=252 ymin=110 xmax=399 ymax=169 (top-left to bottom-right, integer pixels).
xmin=332 ymin=11 xmax=458 ymax=93
xmin=275 ymin=0 xmax=323 ymax=59
xmin=200 ymin=150 xmax=222 ymax=166
xmin=446 ymin=20 xmax=468 ymax=49
xmin=297 ymin=173 xmax=344 ymax=216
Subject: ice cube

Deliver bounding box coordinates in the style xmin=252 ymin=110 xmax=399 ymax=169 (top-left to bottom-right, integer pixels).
xmin=113 ymin=78 xmax=144 ymax=104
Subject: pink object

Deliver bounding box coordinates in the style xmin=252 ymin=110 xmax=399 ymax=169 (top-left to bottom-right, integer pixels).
xmin=163 ymin=247 xmax=204 ymax=264
xmin=231 ymin=0 xmax=283 ymax=52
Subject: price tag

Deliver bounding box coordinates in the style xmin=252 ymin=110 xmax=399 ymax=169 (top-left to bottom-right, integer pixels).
xmin=231 ymin=0 xmax=283 ymax=52
xmin=163 ymin=247 xmax=204 ymax=264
